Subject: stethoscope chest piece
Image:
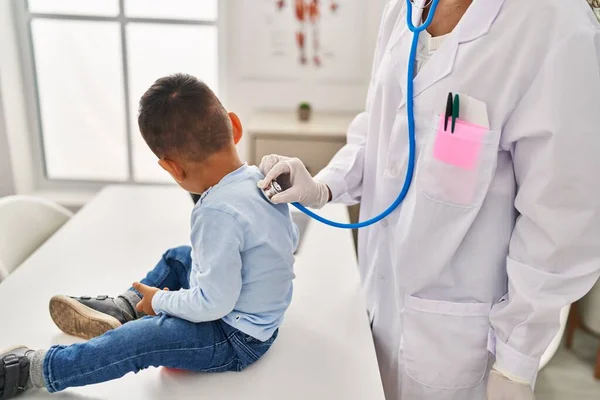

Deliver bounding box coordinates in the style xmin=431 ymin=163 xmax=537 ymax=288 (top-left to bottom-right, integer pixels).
xmin=261 ymin=181 xmax=283 ymax=203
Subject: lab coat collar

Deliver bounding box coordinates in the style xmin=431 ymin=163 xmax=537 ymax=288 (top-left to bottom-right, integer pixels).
xmin=456 ymin=0 xmax=505 ymax=44
xmin=395 ymin=0 xmax=506 ymax=109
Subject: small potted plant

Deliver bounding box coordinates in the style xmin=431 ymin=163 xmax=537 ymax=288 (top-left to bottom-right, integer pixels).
xmin=298 ymin=102 xmax=312 ymax=122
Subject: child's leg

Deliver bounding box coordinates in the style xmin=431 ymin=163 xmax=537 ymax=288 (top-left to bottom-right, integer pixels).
xmin=40 ymin=317 xmax=276 ymax=393
xmin=119 ymin=245 xmax=194 ymax=315
xmin=134 ymin=246 xmax=193 ymax=292
xmin=49 ymin=246 xmax=194 ymax=340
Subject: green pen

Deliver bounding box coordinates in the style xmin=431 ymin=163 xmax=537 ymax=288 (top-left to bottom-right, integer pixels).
xmin=452 ymin=94 xmax=460 ymax=133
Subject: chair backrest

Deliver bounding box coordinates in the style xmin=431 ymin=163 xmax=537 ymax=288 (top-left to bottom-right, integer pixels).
xmin=579 ymin=279 xmax=600 ymax=334
xmin=538 ymin=304 xmax=571 ymax=370
xmin=0 ymin=195 xmax=73 ymax=281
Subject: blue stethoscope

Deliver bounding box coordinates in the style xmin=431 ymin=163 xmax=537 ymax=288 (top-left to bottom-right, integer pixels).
xmin=290 ymin=0 xmax=441 ymax=229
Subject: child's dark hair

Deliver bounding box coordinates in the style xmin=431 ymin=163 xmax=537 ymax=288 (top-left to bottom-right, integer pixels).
xmin=138 ymin=73 xmax=232 ymax=162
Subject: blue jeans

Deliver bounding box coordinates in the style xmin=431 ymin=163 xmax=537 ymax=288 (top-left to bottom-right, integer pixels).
xmin=43 ymin=246 xmax=278 ymax=393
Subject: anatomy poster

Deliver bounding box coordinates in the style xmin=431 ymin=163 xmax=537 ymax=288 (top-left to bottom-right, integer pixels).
xmin=238 ymin=0 xmax=368 ymax=83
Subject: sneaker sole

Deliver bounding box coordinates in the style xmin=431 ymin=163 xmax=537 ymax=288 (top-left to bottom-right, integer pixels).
xmin=49 ymin=295 xmax=122 ymax=340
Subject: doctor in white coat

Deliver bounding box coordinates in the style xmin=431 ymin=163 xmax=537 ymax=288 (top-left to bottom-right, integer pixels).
xmin=259 ymin=0 xmax=600 ymax=399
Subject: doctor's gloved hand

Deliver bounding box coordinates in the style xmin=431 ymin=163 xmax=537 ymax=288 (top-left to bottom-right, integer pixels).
xmin=486 ymin=367 xmax=535 ymax=400
xmin=257 ymin=155 xmax=331 ymax=208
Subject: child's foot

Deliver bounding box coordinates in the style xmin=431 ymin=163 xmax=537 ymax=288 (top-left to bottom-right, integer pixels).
xmin=49 ymin=295 xmax=136 ymax=340
xmin=0 ymin=346 xmax=33 ymax=399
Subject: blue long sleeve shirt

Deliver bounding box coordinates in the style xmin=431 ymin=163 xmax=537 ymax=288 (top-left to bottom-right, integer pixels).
xmin=152 ymin=164 xmax=298 ymax=341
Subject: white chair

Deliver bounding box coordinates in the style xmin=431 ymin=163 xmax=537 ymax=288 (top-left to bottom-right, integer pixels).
xmin=0 ymin=195 xmax=73 ymax=281
xmin=566 ymin=280 xmax=600 ymax=379
xmin=538 ymin=304 xmax=571 ymax=370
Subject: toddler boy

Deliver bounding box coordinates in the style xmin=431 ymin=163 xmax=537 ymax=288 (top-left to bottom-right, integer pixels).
xmin=0 ymin=74 xmax=298 ymax=398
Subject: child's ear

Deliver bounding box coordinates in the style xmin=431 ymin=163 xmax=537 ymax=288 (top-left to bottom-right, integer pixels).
xmin=158 ymin=159 xmax=185 ymax=183
xmin=229 ymin=112 xmax=243 ymax=145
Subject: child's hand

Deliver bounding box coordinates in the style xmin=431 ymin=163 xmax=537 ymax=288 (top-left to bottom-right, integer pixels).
xmin=132 ymin=282 xmax=168 ymax=316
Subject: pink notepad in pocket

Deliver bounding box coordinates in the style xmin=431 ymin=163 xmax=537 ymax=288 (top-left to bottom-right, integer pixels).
xmin=433 ymin=115 xmax=488 ymax=170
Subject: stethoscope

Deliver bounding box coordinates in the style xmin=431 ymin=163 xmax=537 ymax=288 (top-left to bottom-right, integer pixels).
xmin=273 ymin=0 xmax=442 ymax=229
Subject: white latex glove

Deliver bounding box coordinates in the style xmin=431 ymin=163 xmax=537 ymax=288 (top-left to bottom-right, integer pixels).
xmin=257 ymin=154 xmax=330 ymax=208
xmin=486 ymin=366 xmax=535 ymax=400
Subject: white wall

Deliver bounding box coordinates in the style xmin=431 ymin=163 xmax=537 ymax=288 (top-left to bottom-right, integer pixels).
xmin=0 ymin=82 xmax=15 ymax=197
xmin=222 ymin=1 xmax=385 ymax=159
xmin=0 ymin=0 xmax=385 ymax=193
xmin=0 ymin=0 xmax=35 ymax=195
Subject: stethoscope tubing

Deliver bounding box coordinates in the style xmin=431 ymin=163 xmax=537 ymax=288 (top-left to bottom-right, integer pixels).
xmin=292 ymin=0 xmax=441 ymax=229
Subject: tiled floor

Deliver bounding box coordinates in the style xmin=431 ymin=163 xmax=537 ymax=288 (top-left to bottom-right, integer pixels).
xmin=535 ymin=330 xmax=600 ymax=400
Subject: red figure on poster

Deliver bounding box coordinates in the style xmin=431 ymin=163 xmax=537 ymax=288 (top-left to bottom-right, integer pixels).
xmin=277 ymin=0 xmax=339 ymax=67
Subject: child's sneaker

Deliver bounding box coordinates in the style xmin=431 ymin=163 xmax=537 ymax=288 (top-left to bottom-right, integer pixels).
xmin=0 ymin=346 xmax=33 ymax=399
xmin=49 ymin=295 xmax=136 ymax=340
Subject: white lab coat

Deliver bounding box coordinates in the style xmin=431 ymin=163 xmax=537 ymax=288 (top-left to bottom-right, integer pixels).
xmin=315 ymin=0 xmax=600 ymax=399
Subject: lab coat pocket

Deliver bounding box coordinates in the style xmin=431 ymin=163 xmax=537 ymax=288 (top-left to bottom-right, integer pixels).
xmin=403 ymin=296 xmax=491 ymax=390
xmin=417 ymin=115 xmax=501 ymax=207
